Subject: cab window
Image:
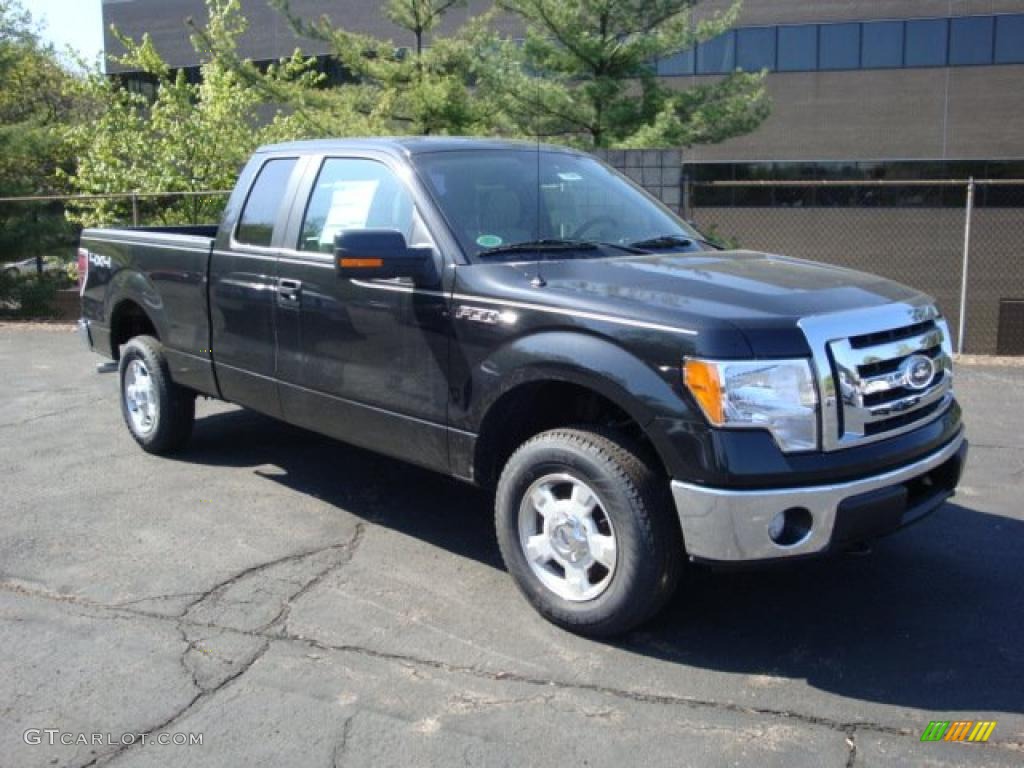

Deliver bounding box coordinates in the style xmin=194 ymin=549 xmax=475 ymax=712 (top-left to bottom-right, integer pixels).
xmin=299 ymin=158 xmax=414 ymax=252
xmin=235 ymin=158 xmax=297 ymax=247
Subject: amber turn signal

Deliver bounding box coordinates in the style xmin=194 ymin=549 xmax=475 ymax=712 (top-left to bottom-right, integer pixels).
xmin=683 ymin=359 xmax=724 ymax=424
xmin=338 ymin=257 xmax=384 ymax=268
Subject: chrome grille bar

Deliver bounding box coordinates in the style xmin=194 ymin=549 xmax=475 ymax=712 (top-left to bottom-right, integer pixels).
xmin=799 ymin=300 xmax=954 ymax=451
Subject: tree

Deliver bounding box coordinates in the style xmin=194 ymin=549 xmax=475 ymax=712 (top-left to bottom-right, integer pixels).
xmin=0 ymin=0 xmax=78 ymax=263
xmin=483 ymin=0 xmax=769 ymax=148
xmin=61 ymin=0 xmax=311 ymax=227
xmin=261 ymin=0 xmax=498 ymax=136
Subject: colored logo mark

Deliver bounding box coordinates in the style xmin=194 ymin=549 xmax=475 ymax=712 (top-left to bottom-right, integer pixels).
xmin=920 ymin=720 xmax=996 ymax=742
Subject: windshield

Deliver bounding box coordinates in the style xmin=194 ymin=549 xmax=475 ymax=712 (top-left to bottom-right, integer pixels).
xmin=412 ymin=149 xmax=702 ymax=261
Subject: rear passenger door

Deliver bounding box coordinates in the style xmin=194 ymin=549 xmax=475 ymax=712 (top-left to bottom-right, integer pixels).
xmin=210 ymin=155 xmax=304 ymax=418
xmin=273 ymin=154 xmax=452 ymax=474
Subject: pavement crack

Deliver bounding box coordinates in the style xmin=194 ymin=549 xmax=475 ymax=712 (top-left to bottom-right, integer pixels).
xmin=76 ymin=639 xmax=270 ymax=768
xmin=179 ymin=627 xmax=205 ymax=693
xmin=8 ymin=573 xmax=1023 ymax=756
xmin=290 ymin=635 xmax=917 ymax=742
xmin=331 ymin=714 xmax=354 ymax=768
xmin=181 ymin=523 xmax=365 ymax=626
xmin=262 ymin=523 xmax=366 ymax=636
xmin=113 ymin=592 xmax=205 ymax=608
xmin=844 ymin=730 xmax=857 ymax=768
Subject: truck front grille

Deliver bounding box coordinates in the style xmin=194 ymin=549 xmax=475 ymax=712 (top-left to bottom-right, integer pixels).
xmin=799 ymin=303 xmax=955 ymax=451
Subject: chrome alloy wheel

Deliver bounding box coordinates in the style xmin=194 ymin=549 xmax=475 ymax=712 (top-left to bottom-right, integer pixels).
xmin=123 ymin=359 xmax=157 ymax=435
xmin=517 ymin=473 xmax=617 ymax=602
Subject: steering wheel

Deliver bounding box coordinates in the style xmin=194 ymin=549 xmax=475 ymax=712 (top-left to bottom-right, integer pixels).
xmin=569 ymin=215 xmax=619 ymax=241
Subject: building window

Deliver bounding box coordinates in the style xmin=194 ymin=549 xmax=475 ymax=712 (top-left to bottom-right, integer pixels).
xmin=657 ymin=49 xmax=694 ymax=76
xmin=686 ymin=160 xmax=1024 ymax=209
xmin=995 ymin=14 xmax=1024 ymax=63
xmin=654 ymin=13 xmax=1021 ymax=78
xmin=696 ymin=31 xmax=735 ymax=74
xmin=819 ymin=22 xmax=861 ymax=70
xmin=736 ymin=27 xmax=776 ymax=71
xmin=777 ymin=25 xmax=817 ymax=71
xmin=905 ymin=18 xmax=948 ymax=67
xmin=950 ymin=16 xmax=995 ymax=65
xmin=861 ymin=20 xmax=904 ymax=68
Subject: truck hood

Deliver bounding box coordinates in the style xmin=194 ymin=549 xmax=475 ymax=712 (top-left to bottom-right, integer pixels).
xmin=472 ymin=250 xmax=929 ymax=356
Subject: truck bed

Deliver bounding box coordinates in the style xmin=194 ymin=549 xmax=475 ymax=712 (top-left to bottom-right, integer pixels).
xmin=83 ymin=224 xmax=219 ymax=245
xmin=80 ymin=224 xmax=220 ymax=397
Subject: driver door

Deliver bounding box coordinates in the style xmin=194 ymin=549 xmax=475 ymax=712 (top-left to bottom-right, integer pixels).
xmin=274 ymin=154 xmax=452 ymax=473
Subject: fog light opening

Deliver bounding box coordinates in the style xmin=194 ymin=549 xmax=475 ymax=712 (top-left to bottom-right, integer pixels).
xmin=768 ymin=507 xmax=813 ymax=547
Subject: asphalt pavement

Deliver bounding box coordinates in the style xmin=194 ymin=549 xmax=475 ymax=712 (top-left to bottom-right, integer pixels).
xmin=1 ymin=326 xmax=1021 ymax=767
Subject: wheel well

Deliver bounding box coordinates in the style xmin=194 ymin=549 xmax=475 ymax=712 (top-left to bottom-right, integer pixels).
xmin=109 ymin=300 xmax=157 ymax=358
xmin=474 ymin=380 xmax=667 ymax=488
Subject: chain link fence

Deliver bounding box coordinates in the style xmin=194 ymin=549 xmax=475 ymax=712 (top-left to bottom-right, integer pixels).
xmin=0 ymin=190 xmax=231 ymax=265
xmin=593 ymin=149 xmax=1024 ymax=356
xmin=681 ymin=179 xmax=1024 ymax=355
xmin=3 ymin=174 xmax=1023 ymax=355
xmin=0 ymin=191 xmax=230 ymax=319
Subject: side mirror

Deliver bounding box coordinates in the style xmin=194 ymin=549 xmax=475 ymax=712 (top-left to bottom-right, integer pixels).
xmin=334 ymin=229 xmax=436 ymax=284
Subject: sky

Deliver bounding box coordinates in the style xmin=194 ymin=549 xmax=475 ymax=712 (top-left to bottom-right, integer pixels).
xmin=30 ymin=0 xmax=105 ymax=64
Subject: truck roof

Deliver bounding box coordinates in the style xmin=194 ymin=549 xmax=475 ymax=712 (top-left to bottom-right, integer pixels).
xmin=256 ymin=136 xmax=584 ymax=157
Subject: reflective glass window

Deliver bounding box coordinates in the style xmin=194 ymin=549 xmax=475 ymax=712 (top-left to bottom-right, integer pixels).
xmin=820 ymin=23 xmax=861 ymax=70
xmin=736 ymin=27 xmax=776 ymax=71
xmin=905 ymin=18 xmax=948 ymax=67
xmin=777 ymin=25 xmax=818 ymax=71
xmin=949 ymin=16 xmax=995 ymax=65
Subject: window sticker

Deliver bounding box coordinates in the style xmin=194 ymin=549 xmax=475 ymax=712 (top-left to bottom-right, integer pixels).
xmin=319 ymin=180 xmax=380 ymax=245
xmin=476 ymin=234 xmax=503 ymax=248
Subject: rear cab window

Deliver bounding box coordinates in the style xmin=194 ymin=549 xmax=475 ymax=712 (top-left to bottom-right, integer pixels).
xmin=235 ymin=158 xmax=299 ymax=247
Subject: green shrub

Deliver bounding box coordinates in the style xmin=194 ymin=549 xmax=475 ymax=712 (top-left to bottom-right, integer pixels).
xmin=0 ymin=271 xmax=65 ymax=318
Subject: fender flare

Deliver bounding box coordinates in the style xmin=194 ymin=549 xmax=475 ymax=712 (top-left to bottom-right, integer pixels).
xmin=467 ymin=330 xmax=693 ymax=477
xmin=106 ymin=268 xmax=168 ymax=352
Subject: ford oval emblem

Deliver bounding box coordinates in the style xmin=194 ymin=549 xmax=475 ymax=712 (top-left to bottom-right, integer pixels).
xmin=901 ymin=354 xmax=936 ymax=391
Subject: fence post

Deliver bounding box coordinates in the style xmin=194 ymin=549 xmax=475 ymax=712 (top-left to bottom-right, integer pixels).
xmin=681 ymin=173 xmax=692 ymax=222
xmin=957 ymin=178 xmax=975 ymax=355
xmin=131 ymin=192 xmax=139 ymax=227
xmin=33 ymin=208 xmax=42 ymax=275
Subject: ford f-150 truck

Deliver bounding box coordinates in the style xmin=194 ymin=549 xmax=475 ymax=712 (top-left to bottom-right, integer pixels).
xmin=79 ymin=138 xmax=967 ymax=636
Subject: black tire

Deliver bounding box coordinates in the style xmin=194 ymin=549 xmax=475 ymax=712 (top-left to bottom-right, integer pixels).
xmin=495 ymin=427 xmax=683 ymax=637
xmin=118 ymin=335 xmax=195 ymax=454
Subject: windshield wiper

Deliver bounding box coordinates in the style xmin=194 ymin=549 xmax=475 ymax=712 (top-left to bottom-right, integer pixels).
xmin=477 ymin=238 xmax=598 ymax=257
xmin=627 ymin=234 xmax=695 ymax=250
xmin=628 ymin=233 xmax=721 ymax=251
xmin=589 ymin=241 xmax=649 ymax=254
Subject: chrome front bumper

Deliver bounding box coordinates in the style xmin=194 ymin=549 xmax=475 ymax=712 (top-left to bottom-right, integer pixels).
xmin=671 ymin=432 xmax=966 ymax=562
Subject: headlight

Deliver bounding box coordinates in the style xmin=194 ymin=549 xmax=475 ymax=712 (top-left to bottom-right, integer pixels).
xmin=684 ymin=358 xmax=819 ymax=452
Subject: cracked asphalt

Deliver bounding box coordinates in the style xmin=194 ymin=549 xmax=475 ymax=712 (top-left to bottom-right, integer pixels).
xmin=1 ymin=326 xmax=1022 ymax=767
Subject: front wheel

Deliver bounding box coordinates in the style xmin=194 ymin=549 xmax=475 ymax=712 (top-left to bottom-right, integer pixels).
xmin=118 ymin=335 xmax=195 ymax=454
xmin=495 ymin=427 xmax=683 ymax=637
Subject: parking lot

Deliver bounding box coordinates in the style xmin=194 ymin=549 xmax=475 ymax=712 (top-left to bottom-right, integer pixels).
xmin=1 ymin=325 xmax=1021 ymax=767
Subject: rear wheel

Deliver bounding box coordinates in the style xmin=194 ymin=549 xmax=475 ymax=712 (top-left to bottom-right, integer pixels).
xmin=495 ymin=427 xmax=682 ymax=637
xmin=118 ymin=335 xmax=194 ymax=454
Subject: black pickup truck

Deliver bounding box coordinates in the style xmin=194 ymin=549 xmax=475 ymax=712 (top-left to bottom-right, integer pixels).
xmin=79 ymin=138 xmax=967 ymax=636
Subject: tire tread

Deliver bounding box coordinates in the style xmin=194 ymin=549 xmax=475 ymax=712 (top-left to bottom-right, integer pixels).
xmin=496 ymin=426 xmax=682 ymax=637
xmin=119 ymin=335 xmax=194 ymax=454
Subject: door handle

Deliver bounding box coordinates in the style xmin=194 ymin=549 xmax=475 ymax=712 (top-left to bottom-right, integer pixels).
xmin=277 ymin=278 xmax=302 ymax=307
